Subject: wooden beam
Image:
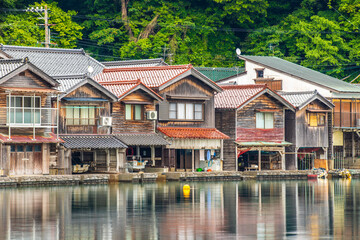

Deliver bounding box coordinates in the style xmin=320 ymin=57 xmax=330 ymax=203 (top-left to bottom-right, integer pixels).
xmin=116 ymin=148 xmax=119 ymax=172
xmin=192 ymin=149 xmax=194 ymax=172
xmin=151 ymin=146 xmax=155 ymax=166
xmin=258 ymin=149 xmax=261 ymax=171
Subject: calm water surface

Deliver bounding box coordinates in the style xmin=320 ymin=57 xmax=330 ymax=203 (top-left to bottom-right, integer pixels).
xmin=0 ymin=179 xmax=359 ymax=239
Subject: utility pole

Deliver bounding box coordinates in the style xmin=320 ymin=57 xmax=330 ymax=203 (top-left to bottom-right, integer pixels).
xmin=26 ymin=5 xmax=51 ymax=48
xmin=44 ymin=5 xmax=49 ymax=48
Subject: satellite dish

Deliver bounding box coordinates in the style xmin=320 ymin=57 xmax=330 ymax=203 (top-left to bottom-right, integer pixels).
xmin=87 ymin=66 xmax=94 ymax=74
xmin=236 ymin=48 xmax=241 ymax=56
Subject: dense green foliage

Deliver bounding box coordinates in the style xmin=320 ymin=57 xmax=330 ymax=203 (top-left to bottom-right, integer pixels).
xmin=1 ymin=0 xmax=360 ymax=80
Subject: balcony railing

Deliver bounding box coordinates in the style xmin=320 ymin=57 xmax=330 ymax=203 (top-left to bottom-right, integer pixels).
xmin=333 ymin=112 xmax=360 ymax=128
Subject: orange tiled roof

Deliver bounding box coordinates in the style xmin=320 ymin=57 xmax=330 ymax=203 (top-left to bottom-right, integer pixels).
xmin=158 ymin=127 xmax=229 ymax=139
xmin=100 ymin=79 xmax=163 ymax=100
xmin=215 ymin=84 xmax=266 ymax=109
xmin=95 ymin=64 xmax=193 ymax=88
xmin=0 ymin=133 xmax=63 ymax=143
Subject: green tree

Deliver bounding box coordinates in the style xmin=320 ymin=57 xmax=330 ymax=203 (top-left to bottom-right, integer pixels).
xmin=0 ymin=1 xmax=83 ymax=48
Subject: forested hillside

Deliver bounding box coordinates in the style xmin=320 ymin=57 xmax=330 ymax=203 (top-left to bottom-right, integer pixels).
xmin=1 ymin=0 xmax=360 ymax=80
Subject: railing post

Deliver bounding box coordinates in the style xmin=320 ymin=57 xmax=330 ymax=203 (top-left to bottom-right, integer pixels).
xmin=33 ymin=92 xmax=35 ymax=140
xmin=56 ymin=94 xmax=59 ymax=140
xmin=8 ymin=91 xmax=11 ymax=140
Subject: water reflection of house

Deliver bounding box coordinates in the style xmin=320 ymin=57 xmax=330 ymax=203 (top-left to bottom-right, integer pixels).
xmin=95 ymin=65 xmax=229 ymax=171
xmin=280 ymin=91 xmax=335 ymax=170
xmin=215 ymin=85 xmax=295 ymax=171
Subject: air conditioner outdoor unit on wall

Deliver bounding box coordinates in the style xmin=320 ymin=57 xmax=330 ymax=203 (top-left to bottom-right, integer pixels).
xmin=100 ymin=116 xmax=112 ymax=126
xmin=147 ymin=111 xmax=158 ymax=120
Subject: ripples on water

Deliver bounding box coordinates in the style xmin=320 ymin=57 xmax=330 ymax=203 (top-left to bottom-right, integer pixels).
xmin=0 ymin=179 xmax=358 ymax=239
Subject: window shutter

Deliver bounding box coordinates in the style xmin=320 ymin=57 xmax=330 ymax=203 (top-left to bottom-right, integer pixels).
xmin=158 ymin=101 xmax=169 ymax=121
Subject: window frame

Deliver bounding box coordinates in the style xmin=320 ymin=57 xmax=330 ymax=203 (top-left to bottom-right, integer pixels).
xmin=308 ymin=112 xmax=326 ymax=127
xmin=65 ymin=105 xmax=97 ymax=126
xmin=7 ymin=95 xmax=41 ymax=126
xmin=125 ymin=104 xmax=144 ymax=121
xmin=256 ymin=69 xmax=264 ymax=78
xmin=256 ymin=112 xmax=274 ymax=129
xmin=168 ymin=102 xmax=204 ymax=121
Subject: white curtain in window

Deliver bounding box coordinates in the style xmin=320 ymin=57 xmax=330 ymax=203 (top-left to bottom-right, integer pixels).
xmin=125 ymin=104 xmax=132 ymax=120
xmin=89 ymin=106 xmax=95 ymax=125
xmin=177 ymin=103 xmax=185 ymax=119
xmin=186 ymin=103 xmax=194 ymax=119
xmin=264 ymin=113 xmax=274 ymax=129
xmin=135 ymin=105 xmax=142 ymax=120
xmin=66 ymin=107 xmax=74 ymax=125
xmin=73 ymin=106 xmax=80 ymax=125
xmin=195 ymin=104 xmax=202 ymax=120
xmin=81 ymin=106 xmax=89 ymax=125
xmin=256 ymin=112 xmax=264 ymax=128
xmin=169 ymin=103 xmax=176 ymax=119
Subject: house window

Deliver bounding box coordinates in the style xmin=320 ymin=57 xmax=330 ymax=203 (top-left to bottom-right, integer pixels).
xmin=7 ymin=96 xmax=41 ymax=125
xmin=256 ymin=112 xmax=274 ymax=129
xmin=256 ymin=69 xmax=264 ymax=78
xmin=125 ymin=104 xmax=143 ymax=120
xmin=66 ymin=105 xmax=96 ymax=125
xmin=169 ymin=103 xmax=203 ymax=120
xmin=308 ymin=113 xmax=326 ymax=127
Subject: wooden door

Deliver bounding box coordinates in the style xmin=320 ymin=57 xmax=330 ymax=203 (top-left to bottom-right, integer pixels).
xmin=10 ymin=144 xmax=42 ymax=175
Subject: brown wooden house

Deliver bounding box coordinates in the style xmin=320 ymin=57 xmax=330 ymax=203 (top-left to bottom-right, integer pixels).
xmin=53 ymin=75 xmax=127 ymax=173
xmin=95 ymin=65 xmax=229 ymax=171
xmin=100 ymin=80 xmax=169 ymax=168
xmin=215 ymin=85 xmax=295 ymax=171
xmin=280 ymin=91 xmax=334 ymax=170
xmin=0 ymin=58 xmax=61 ymax=176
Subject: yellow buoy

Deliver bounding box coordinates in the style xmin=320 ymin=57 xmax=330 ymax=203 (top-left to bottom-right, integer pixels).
xmin=183 ymin=185 xmax=190 ymax=198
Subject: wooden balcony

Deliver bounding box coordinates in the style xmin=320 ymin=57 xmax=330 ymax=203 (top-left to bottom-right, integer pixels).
xmin=254 ymin=79 xmax=282 ymax=91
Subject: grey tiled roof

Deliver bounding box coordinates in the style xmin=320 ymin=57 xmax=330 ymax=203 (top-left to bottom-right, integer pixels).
xmin=239 ymin=55 xmax=360 ymax=93
xmin=53 ymin=75 xmax=85 ymax=93
xmin=102 ymin=58 xmax=168 ymax=68
xmin=0 ymin=59 xmax=25 ymax=78
xmin=61 ymin=135 xmax=127 ymax=149
xmin=115 ymin=133 xmax=170 ymax=146
xmin=280 ymin=90 xmax=334 ymax=109
xmin=1 ymin=45 xmax=105 ymax=77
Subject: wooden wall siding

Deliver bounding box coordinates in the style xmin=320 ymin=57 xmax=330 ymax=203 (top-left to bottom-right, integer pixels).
xmin=112 ymin=91 xmax=155 ymax=133
xmin=295 ymin=101 xmax=329 ymax=148
xmin=65 ymin=84 xmax=110 ymax=100
xmin=158 ymin=77 xmax=216 ymax=128
xmin=236 ymin=94 xmax=285 ymax=142
xmin=327 ymin=112 xmax=333 ymax=160
xmin=1 ymin=70 xmax=52 ymax=88
xmin=58 ymin=101 xmax=111 ymax=134
xmin=215 ymin=109 xmax=237 ymax=171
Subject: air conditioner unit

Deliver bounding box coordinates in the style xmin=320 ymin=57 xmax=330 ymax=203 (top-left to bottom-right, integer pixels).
xmin=147 ymin=111 xmax=158 ymax=120
xmin=100 ymin=116 xmax=112 ymax=126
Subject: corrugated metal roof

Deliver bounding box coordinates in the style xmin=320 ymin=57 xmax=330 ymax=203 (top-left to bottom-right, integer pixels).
xmin=60 ymin=135 xmax=127 ymax=149
xmin=115 ymin=133 xmax=170 ymax=146
xmin=280 ymin=90 xmax=334 ymax=109
xmin=195 ymin=67 xmax=244 ymax=82
xmin=1 ymin=45 xmax=104 ymax=77
xmin=279 ymin=91 xmax=317 ymax=108
xmin=95 ymin=65 xmax=192 ymax=88
xmin=0 ymin=59 xmax=25 ymax=78
xmin=158 ymin=127 xmax=229 ymax=139
xmin=215 ymin=85 xmax=266 ymax=109
xmin=102 ymin=58 xmax=168 ymax=68
xmin=239 ymin=55 xmax=360 ymax=93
